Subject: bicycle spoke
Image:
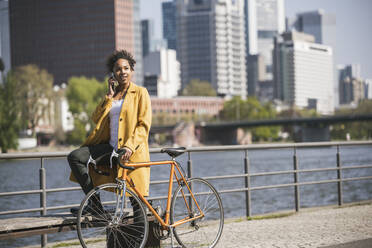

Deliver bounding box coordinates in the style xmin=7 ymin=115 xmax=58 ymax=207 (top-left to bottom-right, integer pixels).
xmin=77 ymin=184 xmax=148 ymax=248
xmin=202 ymin=198 xmax=219 ymax=216
xmin=171 ymin=178 xmax=224 ymax=248
xmin=80 ymin=226 xmax=106 ymax=237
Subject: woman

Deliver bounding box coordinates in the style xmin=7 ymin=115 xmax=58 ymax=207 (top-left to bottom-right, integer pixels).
xmin=67 ymin=50 xmax=152 ymax=215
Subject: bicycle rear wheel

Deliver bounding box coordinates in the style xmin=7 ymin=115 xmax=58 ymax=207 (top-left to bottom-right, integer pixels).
xmin=77 ymin=183 xmax=149 ymax=248
xmin=170 ymin=178 xmax=224 ymax=248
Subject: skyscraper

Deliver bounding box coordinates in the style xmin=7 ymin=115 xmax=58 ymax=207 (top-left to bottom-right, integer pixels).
xmin=132 ymin=0 xmax=144 ymax=85
xmin=273 ymin=31 xmax=334 ymax=115
xmin=365 ymin=79 xmax=372 ymax=100
xmin=143 ymin=48 xmax=180 ymax=98
xmin=162 ymin=1 xmax=177 ymax=50
xmin=292 ymin=9 xmax=336 ymax=46
xmin=256 ymin=0 xmax=285 ymax=78
xmin=0 ymin=0 xmax=10 ymax=79
xmin=291 ymin=9 xmax=337 ymax=105
xmin=338 ymin=64 xmax=365 ymax=105
xmin=141 ymin=19 xmax=154 ymax=58
xmin=176 ymin=0 xmax=247 ymax=98
xmin=245 ymin=0 xmax=258 ymax=55
xmin=246 ymin=54 xmax=265 ymax=96
xmin=9 ymin=0 xmax=143 ymax=85
xmin=244 ymin=0 xmax=285 ymax=96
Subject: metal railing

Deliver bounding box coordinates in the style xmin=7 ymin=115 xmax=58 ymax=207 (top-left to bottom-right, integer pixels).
xmin=184 ymin=141 xmax=372 ymax=216
xmin=1 ymin=141 xmax=372 ymax=246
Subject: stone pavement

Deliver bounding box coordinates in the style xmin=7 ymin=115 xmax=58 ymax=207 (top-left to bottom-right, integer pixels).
xmin=217 ymin=203 xmax=372 ymax=248
xmin=26 ymin=202 xmax=372 ymax=248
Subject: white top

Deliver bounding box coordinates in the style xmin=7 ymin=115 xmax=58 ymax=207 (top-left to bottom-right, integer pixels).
xmin=109 ymin=99 xmax=124 ymax=150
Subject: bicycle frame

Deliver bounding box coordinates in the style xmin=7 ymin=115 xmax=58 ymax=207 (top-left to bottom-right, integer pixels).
xmin=117 ymin=159 xmax=205 ymax=229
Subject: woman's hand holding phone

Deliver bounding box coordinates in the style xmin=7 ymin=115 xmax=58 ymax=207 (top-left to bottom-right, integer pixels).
xmin=107 ymin=73 xmax=117 ymax=98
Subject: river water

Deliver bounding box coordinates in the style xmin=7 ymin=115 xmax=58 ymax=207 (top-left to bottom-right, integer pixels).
xmin=1 ymin=145 xmax=372 ymax=247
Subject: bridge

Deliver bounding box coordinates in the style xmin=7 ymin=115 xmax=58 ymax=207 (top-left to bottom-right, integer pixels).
xmin=198 ymin=114 xmax=372 ymax=128
xmin=151 ymin=114 xmax=372 ymax=145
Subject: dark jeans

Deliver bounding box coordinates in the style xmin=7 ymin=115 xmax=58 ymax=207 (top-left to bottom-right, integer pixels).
xmin=68 ymin=143 xmax=142 ymax=211
xmin=67 ymin=143 xmax=114 ymax=194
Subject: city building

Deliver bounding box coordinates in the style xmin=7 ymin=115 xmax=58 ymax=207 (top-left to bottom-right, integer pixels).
xmin=245 ymin=0 xmax=285 ymax=77
xmin=273 ymin=31 xmax=315 ymax=100
xmin=291 ymin=9 xmax=336 ymax=46
xmin=0 ymin=0 xmax=10 ymax=80
xmin=143 ymin=48 xmax=180 ymax=98
xmin=9 ymin=0 xmax=143 ymax=85
xmin=176 ymin=0 xmax=247 ymax=99
xmin=365 ymin=79 xmax=372 ymax=99
xmin=257 ymin=79 xmax=274 ymax=102
xmin=162 ymin=1 xmax=177 ymax=50
xmin=244 ymin=0 xmax=285 ymax=96
xmin=273 ymin=31 xmax=334 ymax=115
xmin=141 ymin=19 xmax=154 ymax=57
xmin=290 ymin=9 xmax=337 ymax=105
xmin=338 ymin=64 xmax=366 ymax=105
xmin=150 ymin=39 xmax=168 ymax=51
xmin=244 ymin=0 xmax=258 ymax=55
xmin=132 ymin=0 xmax=144 ymax=85
xmin=51 ymin=84 xmax=74 ymax=133
xmin=151 ymin=96 xmax=224 ymax=118
xmin=246 ymin=54 xmax=265 ymax=96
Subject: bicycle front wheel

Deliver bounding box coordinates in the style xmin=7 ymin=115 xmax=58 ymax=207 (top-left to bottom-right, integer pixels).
xmin=77 ymin=183 xmax=149 ymax=248
xmin=170 ymin=178 xmax=224 ymax=248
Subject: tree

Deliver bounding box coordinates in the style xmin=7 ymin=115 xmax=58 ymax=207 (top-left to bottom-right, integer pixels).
xmin=331 ymin=100 xmax=372 ymax=140
xmin=219 ymin=96 xmax=280 ymax=141
xmin=12 ymin=65 xmax=54 ymax=136
xmin=348 ymin=100 xmax=372 ymax=139
xmin=65 ymin=76 xmax=106 ymax=144
xmin=181 ymin=79 xmax=217 ymax=97
xmin=0 ymin=72 xmax=21 ymax=152
xmin=66 ymin=119 xmax=88 ymax=145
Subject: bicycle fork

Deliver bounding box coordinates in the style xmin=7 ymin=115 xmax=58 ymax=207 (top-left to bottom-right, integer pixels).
xmin=113 ymin=179 xmax=127 ymax=224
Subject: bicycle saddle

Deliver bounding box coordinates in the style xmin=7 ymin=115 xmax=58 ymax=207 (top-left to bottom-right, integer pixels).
xmin=160 ymin=147 xmax=186 ymax=158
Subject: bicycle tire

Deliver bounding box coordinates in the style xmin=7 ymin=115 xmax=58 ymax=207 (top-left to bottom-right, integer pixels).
xmin=170 ymin=178 xmax=224 ymax=248
xmin=77 ymin=183 xmax=149 ymax=248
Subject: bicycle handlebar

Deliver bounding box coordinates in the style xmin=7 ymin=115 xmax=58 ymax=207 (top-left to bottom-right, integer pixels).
xmin=115 ymin=149 xmax=135 ymax=170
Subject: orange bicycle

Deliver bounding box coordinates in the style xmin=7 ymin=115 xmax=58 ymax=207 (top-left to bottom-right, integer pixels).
xmin=76 ymin=147 xmax=224 ymax=248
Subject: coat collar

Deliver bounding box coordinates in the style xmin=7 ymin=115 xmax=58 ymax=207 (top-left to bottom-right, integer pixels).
xmin=128 ymin=82 xmax=138 ymax=93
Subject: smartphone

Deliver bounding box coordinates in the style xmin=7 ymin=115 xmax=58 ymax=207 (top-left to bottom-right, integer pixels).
xmin=110 ymin=72 xmax=119 ymax=92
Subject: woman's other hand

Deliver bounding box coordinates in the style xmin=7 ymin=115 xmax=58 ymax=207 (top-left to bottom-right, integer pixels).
xmin=121 ymin=147 xmax=133 ymax=161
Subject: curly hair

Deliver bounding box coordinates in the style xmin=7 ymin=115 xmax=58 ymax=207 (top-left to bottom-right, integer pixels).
xmin=106 ymin=49 xmax=136 ymax=72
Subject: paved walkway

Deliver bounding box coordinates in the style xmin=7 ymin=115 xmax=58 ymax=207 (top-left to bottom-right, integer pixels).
xmin=217 ymin=203 xmax=372 ymax=248
xmin=26 ymin=203 xmax=372 ymax=248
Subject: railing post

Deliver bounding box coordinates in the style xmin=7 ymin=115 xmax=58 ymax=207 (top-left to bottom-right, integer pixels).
xmin=187 ymin=151 xmax=192 ymax=179
xmin=293 ymin=147 xmax=300 ymax=212
xmin=337 ymin=145 xmax=343 ymax=206
xmin=244 ymin=150 xmax=251 ymax=217
xmin=40 ymin=157 xmax=47 ymax=248
xmin=187 ymin=151 xmax=193 ymax=210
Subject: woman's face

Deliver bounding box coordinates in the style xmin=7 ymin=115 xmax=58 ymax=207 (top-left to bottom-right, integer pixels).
xmin=113 ymin=58 xmax=133 ymax=85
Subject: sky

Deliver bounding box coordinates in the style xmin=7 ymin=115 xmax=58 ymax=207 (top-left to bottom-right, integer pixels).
xmin=140 ymin=0 xmax=372 ymax=79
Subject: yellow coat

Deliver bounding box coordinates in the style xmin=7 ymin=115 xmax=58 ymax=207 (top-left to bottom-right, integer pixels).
xmin=69 ymin=82 xmax=152 ymax=196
